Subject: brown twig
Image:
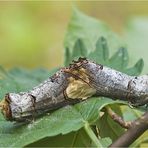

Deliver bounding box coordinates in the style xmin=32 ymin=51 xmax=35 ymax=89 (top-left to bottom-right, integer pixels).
xmin=109 ymin=111 xmax=148 ymax=147
xmin=106 ymin=107 xmax=132 ymax=129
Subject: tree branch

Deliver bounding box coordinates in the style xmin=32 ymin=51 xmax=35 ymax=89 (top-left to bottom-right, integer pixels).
xmin=0 ymin=57 xmax=148 ymax=121
xmin=109 ymin=111 xmax=148 ymax=147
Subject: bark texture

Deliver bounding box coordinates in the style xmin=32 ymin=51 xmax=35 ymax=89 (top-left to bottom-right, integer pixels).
xmin=0 ymin=58 xmax=148 ymax=121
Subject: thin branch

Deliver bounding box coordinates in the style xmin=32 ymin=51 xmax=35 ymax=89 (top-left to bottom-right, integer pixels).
xmin=109 ymin=111 xmax=148 ymax=147
xmin=106 ymin=107 xmax=132 ymax=129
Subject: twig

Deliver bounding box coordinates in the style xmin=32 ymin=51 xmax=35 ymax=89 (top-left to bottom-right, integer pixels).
xmin=109 ymin=111 xmax=148 ymax=147
xmin=106 ymin=107 xmax=132 ymax=129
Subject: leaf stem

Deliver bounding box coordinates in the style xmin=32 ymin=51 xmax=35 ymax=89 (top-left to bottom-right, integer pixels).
xmin=84 ymin=122 xmax=103 ymax=148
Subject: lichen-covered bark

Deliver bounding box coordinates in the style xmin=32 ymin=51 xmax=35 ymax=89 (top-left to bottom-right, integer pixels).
xmin=0 ymin=58 xmax=148 ymax=121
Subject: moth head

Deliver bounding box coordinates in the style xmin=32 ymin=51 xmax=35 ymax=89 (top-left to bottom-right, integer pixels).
xmin=0 ymin=93 xmax=34 ymax=121
xmin=0 ymin=94 xmax=12 ymax=121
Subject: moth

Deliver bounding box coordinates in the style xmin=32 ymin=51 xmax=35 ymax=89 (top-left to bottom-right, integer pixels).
xmin=0 ymin=57 xmax=148 ymax=122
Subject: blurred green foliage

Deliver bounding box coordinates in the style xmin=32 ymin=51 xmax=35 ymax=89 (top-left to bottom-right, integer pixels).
xmin=0 ymin=1 xmax=148 ymax=73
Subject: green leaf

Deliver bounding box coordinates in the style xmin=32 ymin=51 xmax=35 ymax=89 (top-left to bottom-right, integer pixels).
xmin=64 ymin=39 xmax=87 ymax=66
xmin=109 ymin=47 xmax=129 ymax=71
xmin=64 ymin=7 xmax=108 ymax=51
xmin=28 ymin=129 xmax=112 ymax=147
xmin=27 ymin=129 xmax=92 ymax=147
xmin=97 ymin=104 xmax=145 ymax=142
xmin=98 ymin=112 xmax=123 ymax=141
xmin=97 ymin=104 xmax=125 ymax=141
xmin=120 ymin=105 xmax=144 ymax=121
xmin=88 ymin=37 xmax=109 ymax=64
xmin=0 ymin=96 xmax=124 ymax=147
xmin=64 ymin=7 xmax=125 ymax=56
xmin=84 ymin=122 xmax=103 ymax=147
xmin=64 ymin=8 xmax=144 ymax=76
xmin=87 ymin=36 xmax=143 ymax=75
xmin=0 ymin=68 xmax=57 ymax=99
xmin=125 ymin=59 xmax=144 ymax=76
xmin=64 ymin=47 xmax=71 ymax=66
xmin=71 ymin=39 xmax=87 ymax=60
xmin=124 ymin=17 xmax=148 ymax=74
xmin=99 ymin=137 xmax=112 ymax=147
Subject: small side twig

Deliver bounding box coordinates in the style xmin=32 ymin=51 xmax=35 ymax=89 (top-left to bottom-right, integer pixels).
xmin=109 ymin=111 xmax=148 ymax=147
xmin=106 ymin=107 xmax=132 ymax=129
